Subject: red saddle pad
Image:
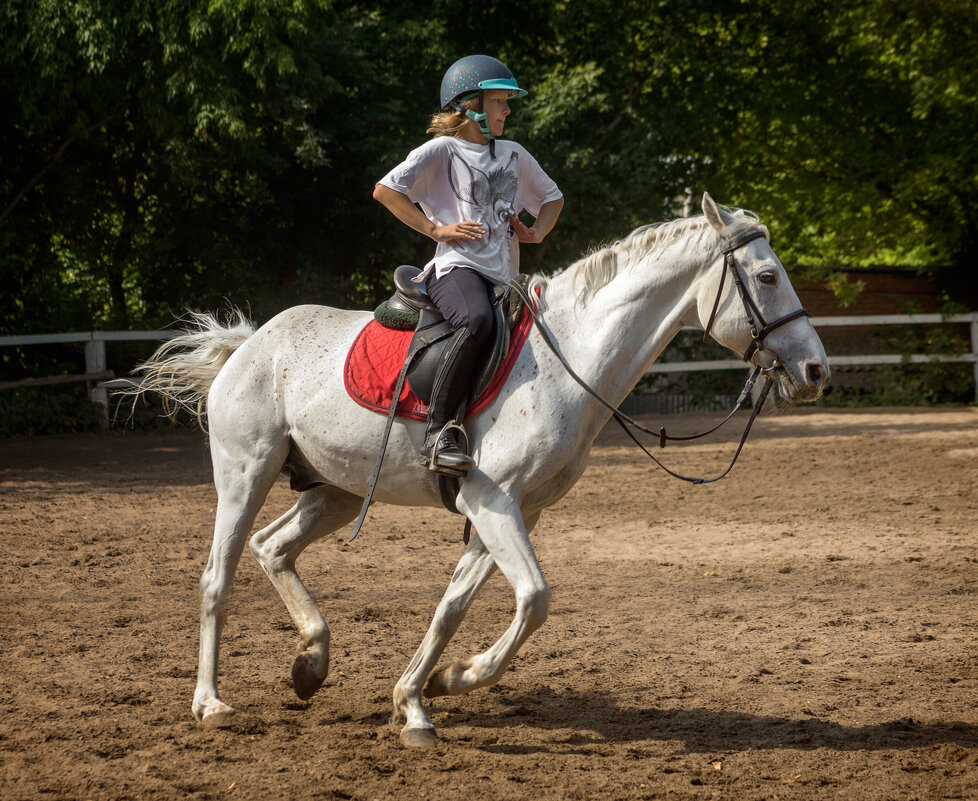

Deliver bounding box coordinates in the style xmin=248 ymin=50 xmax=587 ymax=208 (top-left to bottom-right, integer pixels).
xmin=344 ymin=308 xmax=533 ymax=421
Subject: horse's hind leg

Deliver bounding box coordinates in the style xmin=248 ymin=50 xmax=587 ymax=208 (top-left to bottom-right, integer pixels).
xmin=193 ymin=436 xmax=289 ymax=727
xmin=249 ymin=485 xmax=361 ymax=701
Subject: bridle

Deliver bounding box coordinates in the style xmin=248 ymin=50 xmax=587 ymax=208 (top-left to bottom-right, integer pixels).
xmin=702 ymin=228 xmax=811 ymax=364
xmin=509 ymin=226 xmax=811 ymax=485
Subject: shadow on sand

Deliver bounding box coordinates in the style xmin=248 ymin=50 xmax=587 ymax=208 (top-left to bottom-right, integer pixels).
xmin=450 ymin=686 xmax=978 ymax=754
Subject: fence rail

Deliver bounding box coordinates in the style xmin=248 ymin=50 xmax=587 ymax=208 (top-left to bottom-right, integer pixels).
xmin=2 ymin=312 xmax=976 ymax=427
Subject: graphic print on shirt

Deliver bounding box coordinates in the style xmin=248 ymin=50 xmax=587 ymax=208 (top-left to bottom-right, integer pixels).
xmin=447 ymin=150 xmax=519 ymax=253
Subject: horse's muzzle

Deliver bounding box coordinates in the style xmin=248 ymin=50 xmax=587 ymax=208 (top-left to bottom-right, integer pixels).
xmin=777 ymin=357 xmax=829 ymax=403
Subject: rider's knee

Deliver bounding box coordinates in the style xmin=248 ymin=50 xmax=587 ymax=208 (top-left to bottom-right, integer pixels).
xmin=462 ymin=307 xmax=494 ymax=347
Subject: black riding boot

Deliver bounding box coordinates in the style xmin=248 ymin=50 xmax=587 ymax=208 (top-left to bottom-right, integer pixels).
xmin=424 ymin=328 xmax=480 ymax=475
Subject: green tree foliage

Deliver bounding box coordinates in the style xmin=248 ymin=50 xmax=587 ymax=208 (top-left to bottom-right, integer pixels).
xmin=518 ymin=0 xmax=977 ymax=300
xmin=699 ymin=0 xmax=978 ymax=300
xmin=0 ymin=0 xmax=428 ymax=336
xmin=1 ymin=0 xmax=975 ymax=348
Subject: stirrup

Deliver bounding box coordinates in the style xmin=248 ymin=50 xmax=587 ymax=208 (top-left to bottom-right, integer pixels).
xmin=425 ymin=422 xmax=472 ymax=477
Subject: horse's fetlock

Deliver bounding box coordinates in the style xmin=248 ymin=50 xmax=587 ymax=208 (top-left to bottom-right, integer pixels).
xmin=299 ymin=628 xmax=330 ymax=654
xmin=392 ymin=683 xmax=413 ymax=717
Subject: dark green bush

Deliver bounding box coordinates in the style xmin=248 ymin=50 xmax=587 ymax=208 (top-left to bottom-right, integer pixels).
xmin=0 ymin=385 xmax=104 ymax=437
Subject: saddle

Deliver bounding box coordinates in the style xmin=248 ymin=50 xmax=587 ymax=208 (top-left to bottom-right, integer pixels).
xmin=347 ymin=266 xmax=529 ymax=542
xmin=381 ymin=265 xmax=522 ymax=404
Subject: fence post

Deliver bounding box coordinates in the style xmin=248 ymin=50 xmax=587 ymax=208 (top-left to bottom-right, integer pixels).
xmin=85 ymin=337 xmax=109 ymax=429
xmin=971 ymin=313 xmax=978 ymax=403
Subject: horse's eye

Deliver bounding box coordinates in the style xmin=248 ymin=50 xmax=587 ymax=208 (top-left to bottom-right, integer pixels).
xmin=758 ymin=271 xmax=777 ymax=285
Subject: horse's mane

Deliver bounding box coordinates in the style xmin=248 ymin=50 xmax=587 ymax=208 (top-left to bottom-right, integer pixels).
xmin=530 ymin=209 xmax=768 ymax=307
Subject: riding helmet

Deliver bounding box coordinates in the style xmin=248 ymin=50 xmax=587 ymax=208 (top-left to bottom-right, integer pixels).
xmin=439 ymin=54 xmax=527 ymax=111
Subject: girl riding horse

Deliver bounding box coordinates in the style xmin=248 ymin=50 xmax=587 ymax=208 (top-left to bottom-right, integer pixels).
xmin=373 ymin=54 xmax=564 ymax=475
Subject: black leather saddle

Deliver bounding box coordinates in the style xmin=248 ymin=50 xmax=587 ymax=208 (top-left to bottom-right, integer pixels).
xmin=386 ymin=265 xmax=518 ymax=404
xmin=349 ymin=266 xmax=525 ymax=542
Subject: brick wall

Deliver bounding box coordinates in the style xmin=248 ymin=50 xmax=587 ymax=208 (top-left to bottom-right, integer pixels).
xmin=789 ymin=268 xmax=946 ymax=358
xmin=791 ymin=267 xmax=939 ymax=317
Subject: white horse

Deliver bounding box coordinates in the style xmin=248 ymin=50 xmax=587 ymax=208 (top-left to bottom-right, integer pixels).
xmin=134 ymin=193 xmax=828 ymax=748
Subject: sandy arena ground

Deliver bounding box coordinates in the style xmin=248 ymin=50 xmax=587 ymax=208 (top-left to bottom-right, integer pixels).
xmin=2 ymin=406 xmax=978 ymax=800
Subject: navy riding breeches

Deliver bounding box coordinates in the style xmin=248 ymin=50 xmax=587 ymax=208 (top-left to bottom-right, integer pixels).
xmin=425 ymin=267 xmax=495 ymax=351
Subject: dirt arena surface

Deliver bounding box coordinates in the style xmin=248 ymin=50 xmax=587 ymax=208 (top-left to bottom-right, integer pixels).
xmin=2 ymin=406 xmax=978 ymax=800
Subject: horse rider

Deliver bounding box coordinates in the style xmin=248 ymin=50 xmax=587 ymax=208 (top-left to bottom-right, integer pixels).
xmin=373 ymin=54 xmax=564 ymax=475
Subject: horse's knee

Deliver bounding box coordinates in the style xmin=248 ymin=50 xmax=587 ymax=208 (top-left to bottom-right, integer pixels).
xmin=520 ymin=584 xmax=551 ymax=631
xmin=248 ymin=534 xmax=272 ymax=571
xmin=428 ymin=597 xmax=468 ymax=642
xmin=199 ymin=569 xmax=232 ymax=620
xmin=248 ymin=532 xmax=265 ymax=562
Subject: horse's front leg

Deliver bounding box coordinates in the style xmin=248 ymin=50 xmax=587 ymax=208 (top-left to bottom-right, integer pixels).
xmin=393 ymin=496 xmax=548 ymax=748
xmin=392 ymin=533 xmax=498 ymax=747
xmin=422 ymin=505 xmax=548 ymax=701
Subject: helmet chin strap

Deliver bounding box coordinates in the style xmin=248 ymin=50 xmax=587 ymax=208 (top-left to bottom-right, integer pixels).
xmin=452 ymin=92 xmax=496 ymax=158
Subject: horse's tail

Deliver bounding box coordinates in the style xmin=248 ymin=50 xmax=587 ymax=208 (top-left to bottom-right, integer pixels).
xmin=128 ymin=309 xmax=255 ymax=429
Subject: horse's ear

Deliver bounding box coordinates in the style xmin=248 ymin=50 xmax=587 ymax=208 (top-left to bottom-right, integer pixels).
xmin=702 ymin=192 xmax=735 ymax=231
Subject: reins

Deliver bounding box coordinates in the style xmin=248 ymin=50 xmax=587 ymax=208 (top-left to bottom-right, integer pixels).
xmin=352 ymin=226 xmax=808 ymax=545
xmin=508 ymin=227 xmax=810 ymax=485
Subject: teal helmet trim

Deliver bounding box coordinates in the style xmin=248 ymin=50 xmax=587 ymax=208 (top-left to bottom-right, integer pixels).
xmin=476 ymin=78 xmax=527 ymax=98
xmin=448 ymin=101 xmax=496 ymax=158
xmin=449 ymin=103 xmax=491 ymax=139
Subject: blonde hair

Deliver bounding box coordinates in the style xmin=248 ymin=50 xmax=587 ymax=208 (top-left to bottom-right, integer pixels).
xmin=427 ymin=97 xmax=479 ymax=138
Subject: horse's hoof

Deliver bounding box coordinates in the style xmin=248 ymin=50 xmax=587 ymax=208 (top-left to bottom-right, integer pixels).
xmin=199 ymin=704 xmax=237 ymax=729
xmin=292 ymin=652 xmax=327 ymax=700
xmin=400 ymin=726 xmax=438 ymax=749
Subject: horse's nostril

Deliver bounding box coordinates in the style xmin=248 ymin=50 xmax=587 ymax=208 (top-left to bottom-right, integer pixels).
xmin=807 ymin=362 xmax=824 ymax=386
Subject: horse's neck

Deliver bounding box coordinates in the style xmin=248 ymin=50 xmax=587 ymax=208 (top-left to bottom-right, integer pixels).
xmin=543 ymin=241 xmax=707 ymax=405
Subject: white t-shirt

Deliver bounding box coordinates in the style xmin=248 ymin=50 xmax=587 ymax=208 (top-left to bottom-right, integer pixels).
xmin=378 ymin=137 xmax=562 ymax=285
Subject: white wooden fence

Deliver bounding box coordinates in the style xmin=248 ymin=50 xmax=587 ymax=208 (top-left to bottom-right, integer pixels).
xmin=0 ymin=330 xmax=177 ymax=427
xmin=629 ymin=311 xmax=978 ymax=414
xmin=2 ymin=312 xmax=976 ymax=428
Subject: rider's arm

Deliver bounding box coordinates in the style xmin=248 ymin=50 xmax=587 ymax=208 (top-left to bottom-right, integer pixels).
xmin=511 ymin=196 xmax=564 ymax=244
xmin=372 ymin=184 xmax=484 ymax=243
